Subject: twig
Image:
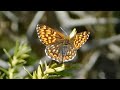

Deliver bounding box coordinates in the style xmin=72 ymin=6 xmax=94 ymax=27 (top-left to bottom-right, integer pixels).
xmin=1 ymin=11 xmax=19 ymax=32
xmin=108 ymin=44 xmax=120 ymax=56
xmin=1 ymin=11 xmax=19 ymax=22
xmin=55 ymin=11 xmax=120 ymax=29
xmin=55 ymin=11 xmax=70 ymax=28
xmin=27 ymin=11 xmax=45 ymax=40
xmin=81 ymin=34 xmax=120 ymax=52
xmin=39 ymin=56 xmax=51 ymax=63
xmin=76 ymin=51 xmax=100 ymax=79
xmin=69 ymin=11 xmax=87 ymax=17
xmin=98 ymin=34 xmax=120 ymax=46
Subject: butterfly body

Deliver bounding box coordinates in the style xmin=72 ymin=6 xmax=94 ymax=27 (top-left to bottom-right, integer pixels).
xmin=36 ymin=25 xmax=90 ymax=63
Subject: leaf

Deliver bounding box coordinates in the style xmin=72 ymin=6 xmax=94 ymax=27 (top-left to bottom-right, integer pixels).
xmin=14 ymin=41 xmax=19 ymax=56
xmin=3 ymin=49 xmax=12 ymax=63
xmin=23 ymin=66 xmax=33 ymax=78
xmin=20 ymin=54 xmax=30 ymax=59
xmin=0 ymin=66 xmax=8 ymax=76
xmin=33 ymin=71 xmax=37 ymax=79
xmin=37 ymin=65 xmax=42 ymax=79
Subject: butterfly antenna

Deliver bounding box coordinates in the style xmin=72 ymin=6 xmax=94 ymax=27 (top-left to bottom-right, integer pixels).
xmin=60 ymin=27 xmax=68 ymax=36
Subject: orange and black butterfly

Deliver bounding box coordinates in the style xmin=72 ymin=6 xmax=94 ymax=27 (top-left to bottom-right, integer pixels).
xmin=36 ymin=25 xmax=90 ymax=63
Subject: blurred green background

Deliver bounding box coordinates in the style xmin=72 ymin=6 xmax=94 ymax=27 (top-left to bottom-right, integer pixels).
xmin=0 ymin=11 xmax=120 ymax=79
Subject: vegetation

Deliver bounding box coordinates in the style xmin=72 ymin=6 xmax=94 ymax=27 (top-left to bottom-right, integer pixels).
xmin=0 ymin=11 xmax=120 ymax=79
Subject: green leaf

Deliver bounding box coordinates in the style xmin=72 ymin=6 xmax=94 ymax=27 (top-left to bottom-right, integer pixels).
xmin=23 ymin=66 xmax=33 ymax=78
xmin=33 ymin=71 xmax=37 ymax=79
xmin=20 ymin=54 xmax=30 ymax=59
xmin=42 ymin=74 xmax=49 ymax=79
xmin=37 ymin=65 xmax=42 ymax=79
xmin=14 ymin=41 xmax=19 ymax=56
xmin=0 ymin=66 xmax=8 ymax=76
xmin=3 ymin=48 xmax=11 ymax=62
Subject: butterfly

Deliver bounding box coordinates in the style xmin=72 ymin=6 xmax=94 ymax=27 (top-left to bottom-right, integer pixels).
xmin=36 ymin=25 xmax=90 ymax=63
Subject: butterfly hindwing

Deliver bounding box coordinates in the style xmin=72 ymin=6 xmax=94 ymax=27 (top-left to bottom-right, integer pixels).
xmin=45 ymin=41 xmax=77 ymax=62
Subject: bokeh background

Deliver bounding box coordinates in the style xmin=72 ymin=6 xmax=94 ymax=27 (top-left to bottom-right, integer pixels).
xmin=0 ymin=11 xmax=120 ymax=79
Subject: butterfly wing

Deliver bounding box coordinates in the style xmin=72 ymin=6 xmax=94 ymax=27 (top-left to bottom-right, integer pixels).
xmin=36 ymin=25 xmax=65 ymax=46
xmin=71 ymin=31 xmax=90 ymax=50
xmin=45 ymin=41 xmax=77 ymax=63
xmin=36 ymin=25 xmax=90 ymax=63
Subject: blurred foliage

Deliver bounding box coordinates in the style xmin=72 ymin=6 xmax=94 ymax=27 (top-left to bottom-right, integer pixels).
xmin=0 ymin=42 xmax=31 ymax=79
xmin=24 ymin=61 xmax=66 ymax=79
xmin=0 ymin=11 xmax=120 ymax=79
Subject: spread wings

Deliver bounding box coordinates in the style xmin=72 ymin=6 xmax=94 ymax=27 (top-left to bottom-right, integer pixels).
xmin=36 ymin=25 xmax=65 ymax=46
xmin=71 ymin=31 xmax=90 ymax=50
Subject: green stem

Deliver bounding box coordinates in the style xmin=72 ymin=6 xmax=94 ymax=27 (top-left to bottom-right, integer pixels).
xmin=8 ymin=68 xmax=14 ymax=79
xmin=0 ymin=67 xmax=8 ymax=76
xmin=23 ymin=66 xmax=33 ymax=78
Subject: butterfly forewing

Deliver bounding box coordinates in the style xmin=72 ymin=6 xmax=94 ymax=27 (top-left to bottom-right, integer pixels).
xmin=71 ymin=31 xmax=90 ymax=50
xmin=36 ymin=25 xmax=65 ymax=45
